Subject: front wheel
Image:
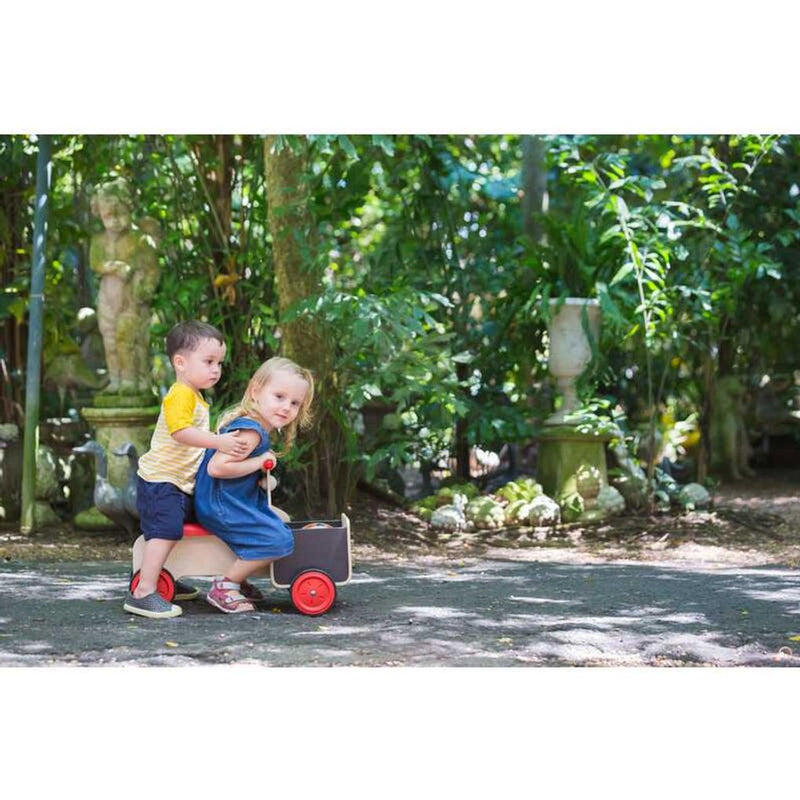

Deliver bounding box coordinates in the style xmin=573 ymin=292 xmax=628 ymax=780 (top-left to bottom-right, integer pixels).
xmin=290 ymin=570 xmax=336 ymax=616
xmin=129 ymin=568 xmax=176 ymax=602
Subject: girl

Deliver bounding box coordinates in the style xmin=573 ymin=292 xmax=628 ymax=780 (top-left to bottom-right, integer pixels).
xmin=194 ymin=357 xmax=314 ymax=613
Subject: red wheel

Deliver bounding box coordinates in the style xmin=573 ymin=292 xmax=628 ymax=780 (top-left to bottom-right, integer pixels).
xmin=290 ymin=570 xmax=336 ymax=616
xmin=129 ymin=568 xmax=176 ymax=602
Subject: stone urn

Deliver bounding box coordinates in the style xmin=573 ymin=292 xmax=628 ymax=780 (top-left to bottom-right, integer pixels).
xmin=536 ymin=297 xmax=615 ymax=522
xmin=546 ymin=297 xmax=600 ymax=424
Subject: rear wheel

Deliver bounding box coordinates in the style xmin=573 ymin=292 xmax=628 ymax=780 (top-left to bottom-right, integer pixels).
xmin=129 ymin=568 xmax=176 ymax=602
xmin=290 ymin=570 xmax=336 ymax=615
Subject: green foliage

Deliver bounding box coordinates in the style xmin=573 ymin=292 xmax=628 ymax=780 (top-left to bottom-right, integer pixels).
xmin=410 ymin=482 xmax=480 ymax=520
xmin=495 ymin=478 xmax=543 ymax=504
xmin=4 ymin=132 xmax=799 ymax=505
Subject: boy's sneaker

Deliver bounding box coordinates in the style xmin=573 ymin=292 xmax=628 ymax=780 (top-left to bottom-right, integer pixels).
xmin=124 ymin=591 xmax=182 ymax=619
xmin=173 ymin=580 xmax=200 ymax=601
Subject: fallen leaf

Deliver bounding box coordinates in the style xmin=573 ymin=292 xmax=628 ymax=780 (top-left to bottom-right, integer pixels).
xmin=789 ymin=636 xmax=800 ymax=642
xmin=164 ymin=641 xmax=179 ymax=648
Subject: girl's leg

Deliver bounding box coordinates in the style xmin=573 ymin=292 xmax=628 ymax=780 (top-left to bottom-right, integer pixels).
xmin=207 ymin=559 xmax=273 ymax=613
xmin=224 ymin=557 xmax=274 ymax=584
xmin=134 ymin=538 xmax=177 ymax=597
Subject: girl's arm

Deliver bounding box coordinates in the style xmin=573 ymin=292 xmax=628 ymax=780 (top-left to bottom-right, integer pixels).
xmin=206 ymin=429 xmax=264 ymax=479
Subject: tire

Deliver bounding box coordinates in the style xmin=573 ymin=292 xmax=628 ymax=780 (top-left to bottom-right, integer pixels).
xmin=290 ymin=570 xmax=336 ymax=615
xmin=129 ymin=568 xmax=176 ymax=602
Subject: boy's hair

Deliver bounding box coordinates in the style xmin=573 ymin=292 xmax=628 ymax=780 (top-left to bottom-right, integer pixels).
xmin=166 ymin=321 xmax=224 ymax=363
xmin=216 ymin=357 xmax=315 ymax=456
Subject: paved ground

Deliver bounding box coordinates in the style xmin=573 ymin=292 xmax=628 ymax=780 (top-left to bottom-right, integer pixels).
xmin=3 ymin=554 xmax=800 ymax=666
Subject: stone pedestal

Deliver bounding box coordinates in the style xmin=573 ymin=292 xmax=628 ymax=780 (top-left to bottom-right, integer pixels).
xmin=80 ymin=398 xmax=158 ymax=491
xmin=0 ymin=424 xmax=22 ymax=523
xmin=536 ymin=417 xmax=615 ymax=522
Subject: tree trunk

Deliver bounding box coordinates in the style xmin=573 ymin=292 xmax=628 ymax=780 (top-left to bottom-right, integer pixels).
xmin=264 ymin=136 xmax=349 ymax=516
xmin=519 ymin=135 xmax=549 ymax=433
xmin=455 ymin=361 xmax=471 ymax=481
xmin=521 ymin=135 xmax=548 ymax=244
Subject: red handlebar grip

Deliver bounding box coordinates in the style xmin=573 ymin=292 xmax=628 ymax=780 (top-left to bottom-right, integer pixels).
xmin=262 ymin=459 xmax=275 ymax=471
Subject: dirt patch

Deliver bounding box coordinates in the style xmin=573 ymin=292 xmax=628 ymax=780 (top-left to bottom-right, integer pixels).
xmin=347 ymin=467 xmax=800 ymax=567
xmin=2 ymin=467 xmax=798 ymax=567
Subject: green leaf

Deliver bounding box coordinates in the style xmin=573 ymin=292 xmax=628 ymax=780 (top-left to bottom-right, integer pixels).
xmin=338 ymin=135 xmax=359 ymax=161
xmin=610 ymin=262 xmax=634 ymax=286
xmin=371 ymin=135 xmax=395 ymax=156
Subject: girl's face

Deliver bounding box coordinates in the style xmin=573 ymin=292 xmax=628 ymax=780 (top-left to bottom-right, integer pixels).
xmin=252 ymin=370 xmax=309 ymax=431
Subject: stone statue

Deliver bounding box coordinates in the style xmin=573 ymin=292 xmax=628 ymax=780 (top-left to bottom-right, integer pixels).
xmin=710 ymin=375 xmax=755 ymax=481
xmin=89 ymin=178 xmax=160 ymax=395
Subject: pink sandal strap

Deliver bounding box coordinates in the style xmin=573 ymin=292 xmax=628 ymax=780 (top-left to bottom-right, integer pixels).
xmin=207 ymin=580 xmax=255 ymax=613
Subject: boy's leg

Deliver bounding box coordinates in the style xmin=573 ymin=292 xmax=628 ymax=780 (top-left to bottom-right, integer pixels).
xmin=133 ymin=537 xmax=178 ymax=598
xmin=125 ymin=537 xmax=182 ymax=617
xmin=125 ymin=478 xmax=185 ymax=618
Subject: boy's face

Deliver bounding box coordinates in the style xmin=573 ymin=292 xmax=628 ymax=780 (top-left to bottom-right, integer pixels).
xmin=174 ymin=337 xmax=226 ymax=391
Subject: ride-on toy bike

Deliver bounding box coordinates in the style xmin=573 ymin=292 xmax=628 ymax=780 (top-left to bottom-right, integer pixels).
xmin=129 ymin=460 xmax=352 ymax=615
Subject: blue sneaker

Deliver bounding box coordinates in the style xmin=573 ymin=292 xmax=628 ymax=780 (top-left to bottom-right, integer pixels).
xmin=123 ymin=592 xmax=182 ymax=619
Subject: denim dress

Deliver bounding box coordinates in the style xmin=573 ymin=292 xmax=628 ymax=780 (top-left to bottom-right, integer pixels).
xmin=194 ymin=417 xmax=294 ymax=561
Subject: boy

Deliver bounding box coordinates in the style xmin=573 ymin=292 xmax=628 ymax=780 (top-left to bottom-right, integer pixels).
xmin=123 ymin=320 xmax=249 ymax=618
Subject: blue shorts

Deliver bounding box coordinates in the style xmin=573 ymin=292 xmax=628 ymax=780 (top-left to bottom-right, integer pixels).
xmin=136 ymin=477 xmax=194 ymax=541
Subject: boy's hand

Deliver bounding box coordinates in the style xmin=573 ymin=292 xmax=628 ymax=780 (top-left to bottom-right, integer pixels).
xmin=217 ymin=430 xmax=250 ymax=457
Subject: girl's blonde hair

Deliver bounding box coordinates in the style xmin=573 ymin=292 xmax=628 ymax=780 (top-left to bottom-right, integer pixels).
xmin=216 ymin=357 xmax=315 ymax=456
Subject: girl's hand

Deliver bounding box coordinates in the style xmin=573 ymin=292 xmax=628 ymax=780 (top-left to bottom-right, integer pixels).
xmin=217 ymin=431 xmax=250 ymax=457
xmin=261 ymin=450 xmax=278 ymax=471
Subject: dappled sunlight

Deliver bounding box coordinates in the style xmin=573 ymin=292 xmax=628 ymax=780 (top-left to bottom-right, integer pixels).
xmin=474 ymin=613 xmax=654 ymax=630
xmin=348 ymin=573 xmax=390 ymax=585
xmin=4 ymin=556 xmax=800 ymax=666
xmin=508 ymin=595 xmax=577 ymax=605
xmin=654 ymin=612 xmax=708 ymax=624
xmin=293 ymin=625 xmax=374 ymax=636
xmin=311 ymin=648 xmax=356 ymax=659
xmin=517 ymin=627 xmax=751 ymax=665
xmin=738 ymin=586 xmax=800 ymax=605
xmin=1 ymin=570 xmax=123 ymax=601
xmin=395 ymin=605 xmax=478 ymax=620
xmin=18 ymin=641 xmax=53 ymax=652
xmin=405 ymin=570 xmax=528 ymax=585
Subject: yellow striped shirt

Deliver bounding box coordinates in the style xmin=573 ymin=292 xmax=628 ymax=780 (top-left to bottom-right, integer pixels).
xmin=137 ymin=382 xmax=209 ymax=494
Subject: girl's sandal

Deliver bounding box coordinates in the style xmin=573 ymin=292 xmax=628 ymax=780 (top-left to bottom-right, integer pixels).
xmin=206 ymin=580 xmax=256 ymax=614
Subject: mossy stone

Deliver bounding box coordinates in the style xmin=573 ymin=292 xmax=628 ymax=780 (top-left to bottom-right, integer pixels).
xmin=74 ymin=506 xmax=118 ymax=531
